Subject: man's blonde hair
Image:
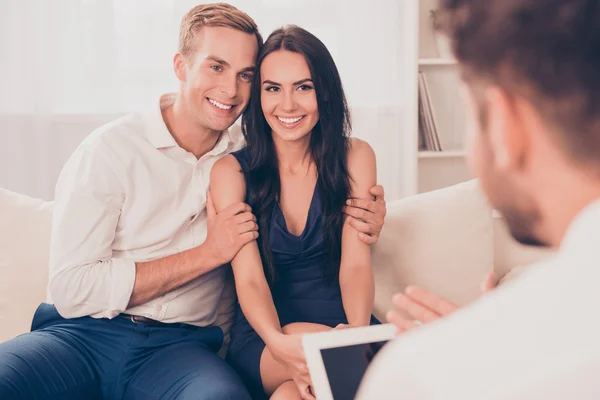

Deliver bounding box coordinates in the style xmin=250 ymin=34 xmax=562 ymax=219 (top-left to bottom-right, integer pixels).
xmin=179 ymin=3 xmax=263 ymax=57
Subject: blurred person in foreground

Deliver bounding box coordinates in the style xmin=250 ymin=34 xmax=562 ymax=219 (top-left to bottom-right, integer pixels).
xmin=358 ymin=0 xmax=600 ymax=398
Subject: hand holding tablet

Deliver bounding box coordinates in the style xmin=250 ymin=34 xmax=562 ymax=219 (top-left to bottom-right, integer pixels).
xmin=302 ymin=324 xmax=397 ymax=400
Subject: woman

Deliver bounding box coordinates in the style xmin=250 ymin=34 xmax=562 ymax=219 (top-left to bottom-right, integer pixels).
xmin=210 ymin=25 xmax=379 ymax=400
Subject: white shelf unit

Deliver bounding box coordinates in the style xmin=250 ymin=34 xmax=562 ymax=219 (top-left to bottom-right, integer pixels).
xmin=399 ymin=0 xmax=474 ymax=197
xmin=418 ymin=150 xmax=466 ymax=158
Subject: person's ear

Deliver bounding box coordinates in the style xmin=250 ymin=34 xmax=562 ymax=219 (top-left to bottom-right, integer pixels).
xmin=174 ymin=53 xmax=187 ymax=82
xmin=486 ymin=87 xmax=528 ymax=172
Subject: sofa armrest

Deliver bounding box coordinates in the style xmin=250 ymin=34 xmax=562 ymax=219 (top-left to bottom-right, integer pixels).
xmin=0 ymin=189 xmax=53 ymax=342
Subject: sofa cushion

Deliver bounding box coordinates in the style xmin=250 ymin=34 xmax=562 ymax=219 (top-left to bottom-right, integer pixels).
xmin=371 ymin=180 xmax=494 ymax=321
xmin=0 ymin=189 xmax=53 ymax=342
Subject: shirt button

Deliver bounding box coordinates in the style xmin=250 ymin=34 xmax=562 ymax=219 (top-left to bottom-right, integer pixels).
xmin=156 ymin=305 xmax=162 ymax=312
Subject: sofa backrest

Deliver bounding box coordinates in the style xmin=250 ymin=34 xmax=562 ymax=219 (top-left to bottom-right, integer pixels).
xmin=0 ymin=181 xmax=554 ymax=342
xmin=371 ymin=180 xmax=495 ymax=321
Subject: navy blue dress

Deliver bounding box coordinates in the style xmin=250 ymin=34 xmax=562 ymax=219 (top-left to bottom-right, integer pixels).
xmin=225 ymin=148 xmax=378 ymax=398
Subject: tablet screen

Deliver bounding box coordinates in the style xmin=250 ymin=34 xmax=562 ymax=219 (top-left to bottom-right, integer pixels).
xmin=319 ymin=340 xmax=388 ymax=400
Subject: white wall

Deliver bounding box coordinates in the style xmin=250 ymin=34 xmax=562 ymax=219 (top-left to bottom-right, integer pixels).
xmin=0 ymin=0 xmax=418 ymax=201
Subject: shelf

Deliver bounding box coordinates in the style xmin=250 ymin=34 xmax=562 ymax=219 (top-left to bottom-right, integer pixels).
xmin=418 ymin=58 xmax=457 ymax=66
xmin=418 ymin=150 xmax=466 ymax=159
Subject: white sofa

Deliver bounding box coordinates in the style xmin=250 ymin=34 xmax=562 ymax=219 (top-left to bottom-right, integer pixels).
xmin=0 ymin=180 xmax=553 ymax=343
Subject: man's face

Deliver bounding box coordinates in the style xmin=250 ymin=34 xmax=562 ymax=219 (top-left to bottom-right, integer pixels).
xmin=464 ymin=84 xmax=546 ymax=247
xmin=176 ymin=26 xmax=259 ymax=132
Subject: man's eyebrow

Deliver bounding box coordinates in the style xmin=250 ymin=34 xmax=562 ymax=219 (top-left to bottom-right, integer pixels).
xmin=206 ymin=56 xmax=254 ymax=73
xmin=206 ymin=56 xmax=230 ymax=67
xmin=262 ymin=78 xmax=313 ymax=85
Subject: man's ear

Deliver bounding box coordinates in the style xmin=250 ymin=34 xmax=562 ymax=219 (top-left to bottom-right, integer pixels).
xmin=486 ymin=87 xmax=528 ymax=172
xmin=174 ymin=53 xmax=187 ymax=82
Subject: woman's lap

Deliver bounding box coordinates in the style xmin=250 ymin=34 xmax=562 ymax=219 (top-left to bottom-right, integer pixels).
xmin=227 ymin=332 xmax=267 ymax=399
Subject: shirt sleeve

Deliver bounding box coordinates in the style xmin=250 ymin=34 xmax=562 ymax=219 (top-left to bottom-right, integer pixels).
xmin=48 ymin=140 xmax=136 ymax=319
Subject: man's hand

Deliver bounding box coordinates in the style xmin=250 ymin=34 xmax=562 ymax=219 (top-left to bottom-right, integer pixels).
xmin=386 ymin=272 xmax=497 ymax=334
xmin=343 ymin=184 xmax=387 ymax=245
xmin=203 ymin=193 xmax=259 ymax=266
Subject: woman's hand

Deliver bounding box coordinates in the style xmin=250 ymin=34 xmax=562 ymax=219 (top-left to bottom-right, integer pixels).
xmin=268 ymin=333 xmax=315 ymax=399
xmin=333 ymin=323 xmax=354 ymax=330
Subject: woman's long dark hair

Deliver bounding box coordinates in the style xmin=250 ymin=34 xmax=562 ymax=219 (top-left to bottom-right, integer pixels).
xmin=241 ymin=25 xmax=352 ymax=285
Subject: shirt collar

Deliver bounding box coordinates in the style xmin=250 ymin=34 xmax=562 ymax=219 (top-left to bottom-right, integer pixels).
xmin=209 ymin=123 xmax=244 ymax=156
xmin=145 ymin=93 xmax=179 ymax=149
xmin=145 ymin=93 xmax=241 ymax=155
xmin=560 ymin=197 xmax=600 ymax=256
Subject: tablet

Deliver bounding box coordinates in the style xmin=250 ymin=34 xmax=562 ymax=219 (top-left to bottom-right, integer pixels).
xmin=302 ymin=323 xmax=397 ymax=400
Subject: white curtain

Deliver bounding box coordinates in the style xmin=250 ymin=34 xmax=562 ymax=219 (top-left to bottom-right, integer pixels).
xmin=1 ymin=0 xmax=414 ymax=201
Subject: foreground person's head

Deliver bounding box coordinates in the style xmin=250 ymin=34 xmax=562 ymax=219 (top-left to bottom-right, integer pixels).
xmin=438 ymin=0 xmax=600 ymax=247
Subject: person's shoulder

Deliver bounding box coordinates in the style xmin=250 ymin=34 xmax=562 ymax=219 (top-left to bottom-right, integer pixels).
xmin=348 ymin=137 xmax=374 ymax=154
xmin=64 ymin=114 xmax=140 ymax=168
xmin=229 ymin=145 xmax=249 ymax=159
xmin=210 ymin=155 xmax=246 ymax=201
xmin=227 ymin=143 xmax=251 ymax=172
xmin=78 ymin=113 xmax=142 ymax=153
xmin=348 ymin=137 xmax=376 ymax=166
xmin=346 ymin=138 xmax=376 ymax=186
xmin=365 ymin=259 xmax=585 ymax=394
xmin=212 ymin=154 xmax=244 ymax=179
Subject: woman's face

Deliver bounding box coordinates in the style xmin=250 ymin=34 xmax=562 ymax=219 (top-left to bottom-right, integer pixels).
xmin=260 ymin=50 xmax=319 ymax=143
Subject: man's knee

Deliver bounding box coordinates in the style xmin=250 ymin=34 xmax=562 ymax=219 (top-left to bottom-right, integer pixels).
xmin=0 ymin=332 xmax=99 ymax=400
xmin=0 ymin=382 xmax=21 ymax=400
xmin=0 ymin=351 xmax=34 ymax=399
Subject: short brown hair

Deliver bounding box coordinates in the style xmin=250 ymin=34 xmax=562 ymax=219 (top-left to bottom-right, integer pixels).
xmin=179 ymin=3 xmax=263 ymax=57
xmin=436 ymin=0 xmax=600 ymax=169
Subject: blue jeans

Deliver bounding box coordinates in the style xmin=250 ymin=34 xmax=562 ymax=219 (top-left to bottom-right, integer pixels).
xmin=0 ymin=303 xmax=251 ymax=400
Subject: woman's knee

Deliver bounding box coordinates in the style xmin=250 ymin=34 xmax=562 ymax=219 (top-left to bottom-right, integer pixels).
xmin=270 ymin=380 xmax=302 ymax=400
xmin=282 ymin=322 xmax=331 ymax=335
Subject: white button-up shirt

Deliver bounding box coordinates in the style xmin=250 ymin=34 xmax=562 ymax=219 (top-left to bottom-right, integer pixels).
xmin=357 ymin=198 xmax=600 ymax=399
xmin=48 ymin=94 xmax=244 ymax=330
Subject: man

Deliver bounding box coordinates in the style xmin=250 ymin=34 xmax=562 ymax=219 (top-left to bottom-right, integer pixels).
xmin=358 ymin=0 xmax=600 ymax=398
xmin=0 ymin=4 xmax=387 ymax=399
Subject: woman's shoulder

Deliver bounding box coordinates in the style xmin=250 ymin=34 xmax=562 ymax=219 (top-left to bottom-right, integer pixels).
xmin=346 ymin=138 xmax=376 ymax=195
xmin=211 ymin=154 xmax=244 ymax=180
xmin=229 ymin=146 xmax=250 ymax=172
xmin=230 ymin=146 xmax=249 ymax=158
xmin=348 ymin=137 xmax=376 ymax=166
xmin=210 ymin=154 xmax=246 ymax=199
